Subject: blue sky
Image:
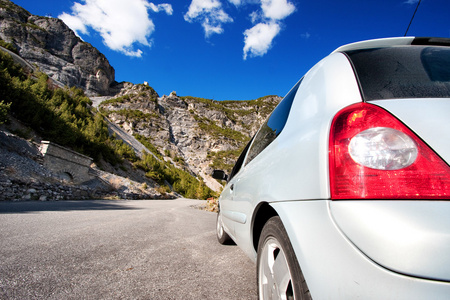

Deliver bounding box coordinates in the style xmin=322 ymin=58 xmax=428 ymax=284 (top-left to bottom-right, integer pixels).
xmin=12 ymin=0 xmax=450 ymax=100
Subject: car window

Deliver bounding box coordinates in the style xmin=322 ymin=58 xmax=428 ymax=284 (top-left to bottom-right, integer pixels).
xmin=228 ymin=136 xmax=253 ymax=182
xmin=245 ymin=79 xmax=302 ymax=166
xmin=345 ymin=46 xmax=450 ymax=101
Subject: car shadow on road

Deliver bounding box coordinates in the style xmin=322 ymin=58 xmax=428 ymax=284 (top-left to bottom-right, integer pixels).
xmin=0 ymin=200 xmax=141 ymax=214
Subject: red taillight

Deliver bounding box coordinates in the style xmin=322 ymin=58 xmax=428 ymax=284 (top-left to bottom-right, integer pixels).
xmin=329 ymin=103 xmax=450 ymax=199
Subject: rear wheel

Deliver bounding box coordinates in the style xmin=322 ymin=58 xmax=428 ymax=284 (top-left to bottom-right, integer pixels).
xmin=216 ymin=211 xmax=233 ymax=245
xmin=257 ymin=216 xmax=311 ymax=300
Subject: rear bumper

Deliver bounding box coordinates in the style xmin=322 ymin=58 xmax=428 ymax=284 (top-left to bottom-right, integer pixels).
xmin=271 ymin=200 xmax=450 ymax=300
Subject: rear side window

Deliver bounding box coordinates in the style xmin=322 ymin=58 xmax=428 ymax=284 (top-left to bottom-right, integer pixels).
xmin=346 ymin=46 xmax=450 ymax=101
xmin=228 ymin=136 xmax=253 ymax=182
xmin=245 ymin=80 xmax=301 ymax=166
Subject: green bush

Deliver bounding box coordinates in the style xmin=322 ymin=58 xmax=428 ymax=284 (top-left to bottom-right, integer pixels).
xmin=135 ymin=153 xmax=216 ymax=199
xmin=0 ymin=100 xmax=11 ymax=124
xmin=0 ymin=39 xmax=18 ymax=54
xmin=133 ymin=134 xmax=163 ymax=159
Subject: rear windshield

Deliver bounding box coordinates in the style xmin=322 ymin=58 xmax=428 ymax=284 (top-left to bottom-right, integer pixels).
xmin=345 ymin=46 xmax=450 ymax=101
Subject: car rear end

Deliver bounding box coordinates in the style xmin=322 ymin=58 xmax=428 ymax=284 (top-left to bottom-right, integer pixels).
xmin=273 ymin=37 xmax=450 ymax=299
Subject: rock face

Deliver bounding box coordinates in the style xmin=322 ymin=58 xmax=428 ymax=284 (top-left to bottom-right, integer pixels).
xmin=99 ymin=86 xmax=281 ymax=191
xmin=0 ymin=0 xmax=115 ymax=96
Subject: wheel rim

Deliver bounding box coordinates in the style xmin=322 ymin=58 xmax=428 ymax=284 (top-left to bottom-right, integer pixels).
xmin=217 ymin=213 xmax=224 ymax=238
xmin=259 ymin=237 xmax=294 ymax=300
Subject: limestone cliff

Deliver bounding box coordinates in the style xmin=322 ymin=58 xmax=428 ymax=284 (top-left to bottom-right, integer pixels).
xmin=99 ymin=87 xmax=280 ymax=191
xmin=0 ymin=0 xmax=115 ymax=96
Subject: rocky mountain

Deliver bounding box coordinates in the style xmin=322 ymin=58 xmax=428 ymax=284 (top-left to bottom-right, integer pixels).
xmin=98 ymin=87 xmax=280 ymax=191
xmin=0 ymin=0 xmax=281 ymax=193
xmin=0 ymin=0 xmax=115 ymax=96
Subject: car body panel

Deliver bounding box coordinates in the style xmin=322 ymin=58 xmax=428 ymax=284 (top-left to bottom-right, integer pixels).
xmin=272 ymin=200 xmax=450 ymax=299
xmin=330 ymin=200 xmax=450 ymax=282
xmin=218 ymin=180 xmax=235 ymax=238
xmin=333 ymin=36 xmax=415 ymax=53
xmin=371 ymin=99 xmax=450 ymax=165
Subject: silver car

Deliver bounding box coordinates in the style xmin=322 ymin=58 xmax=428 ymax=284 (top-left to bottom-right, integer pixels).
xmin=213 ymin=37 xmax=450 ymax=299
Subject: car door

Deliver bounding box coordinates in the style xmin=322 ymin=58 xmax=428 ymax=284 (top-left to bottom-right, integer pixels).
xmin=223 ymin=80 xmax=302 ymax=246
xmin=219 ymin=138 xmax=253 ymax=239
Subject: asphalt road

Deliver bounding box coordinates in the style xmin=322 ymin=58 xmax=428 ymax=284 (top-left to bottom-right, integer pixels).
xmin=0 ymin=199 xmax=257 ymax=300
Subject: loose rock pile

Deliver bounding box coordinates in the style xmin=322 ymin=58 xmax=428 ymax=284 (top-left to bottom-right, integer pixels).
xmin=0 ymin=177 xmax=162 ymax=201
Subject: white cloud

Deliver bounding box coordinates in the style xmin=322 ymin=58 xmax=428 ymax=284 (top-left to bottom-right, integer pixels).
xmin=59 ymin=0 xmax=172 ymax=57
xmin=249 ymin=11 xmax=260 ymax=23
xmin=183 ymin=0 xmax=296 ymax=59
xmin=184 ymin=0 xmax=233 ymax=37
xmin=148 ymin=3 xmax=173 ymax=15
xmin=243 ymin=21 xmax=280 ymax=59
xmin=229 ymin=0 xmax=261 ymax=6
xmin=242 ymin=0 xmax=295 ymax=59
xmin=261 ymin=0 xmax=295 ymax=20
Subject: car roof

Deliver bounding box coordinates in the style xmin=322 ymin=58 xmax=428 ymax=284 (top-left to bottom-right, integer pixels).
xmin=332 ymin=37 xmax=450 ymax=53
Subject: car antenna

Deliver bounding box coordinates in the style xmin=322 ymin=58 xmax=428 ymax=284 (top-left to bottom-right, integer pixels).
xmin=404 ymin=0 xmax=422 ymax=36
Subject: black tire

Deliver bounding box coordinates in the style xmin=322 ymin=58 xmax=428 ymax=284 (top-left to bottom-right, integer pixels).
xmin=257 ymin=216 xmax=311 ymax=300
xmin=216 ymin=211 xmax=233 ymax=245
